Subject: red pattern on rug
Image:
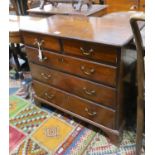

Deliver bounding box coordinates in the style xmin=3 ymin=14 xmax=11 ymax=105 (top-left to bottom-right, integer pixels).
xmin=9 ymin=126 xmax=26 ymax=152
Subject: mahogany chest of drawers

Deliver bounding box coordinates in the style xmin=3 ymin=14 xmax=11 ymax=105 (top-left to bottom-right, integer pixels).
xmin=20 ymin=12 xmax=144 ymax=144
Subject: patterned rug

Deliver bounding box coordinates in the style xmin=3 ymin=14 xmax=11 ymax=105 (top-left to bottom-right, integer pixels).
xmin=9 ymin=78 xmax=21 ymax=96
xmin=9 ymin=95 xmax=144 ymax=155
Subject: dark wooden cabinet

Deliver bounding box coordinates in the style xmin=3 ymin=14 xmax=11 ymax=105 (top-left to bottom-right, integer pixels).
xmin=20 ymin=13 xmax=144 ymax=145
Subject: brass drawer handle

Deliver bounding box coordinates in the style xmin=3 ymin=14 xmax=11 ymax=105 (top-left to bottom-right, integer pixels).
xmin=83 ymin=87 xmax=96 ymax=96
xmin=44 ymin=92 xmax=55 ymax=99
xmin=80 ymin=47 xmax=94 ymax=56
xmin=33 ymin=38 xmax=47 ymax=62
xmin=33 ymin=38 xmax=44 ymax=46
xmin=85 ymin=108 xmax=96 ymax=116
xmin=41 ymin=73 xmax=51 ymax=80
xmin=80 ymin=65 xmax=95 ymax=75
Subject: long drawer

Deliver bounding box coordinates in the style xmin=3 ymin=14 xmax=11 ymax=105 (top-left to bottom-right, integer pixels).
xmin=30 ymin=63 xmax=116 ymax=108
xmin=63 ymin=39 xmax=118 ymax=64
xmin=26 ymin=46 xmax=117 ymax=87
xmin=33 ymin=80 xmax=116 ymax=129
xmin=22 ymin=32 xmax=61 ymax=52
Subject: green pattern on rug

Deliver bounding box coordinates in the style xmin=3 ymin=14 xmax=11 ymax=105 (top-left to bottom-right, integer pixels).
xmin=10 ymin=104 xmax=50 ymax=135
xmin=9 ymin=95 xmax=30 ymax=118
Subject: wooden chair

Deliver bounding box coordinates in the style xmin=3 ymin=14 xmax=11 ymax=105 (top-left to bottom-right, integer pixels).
xmin=130 ymin=13 xmax=145 ymax=155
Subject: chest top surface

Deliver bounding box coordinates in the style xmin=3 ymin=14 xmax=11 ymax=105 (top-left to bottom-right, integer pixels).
xmin=20 ymin=11 xmax=144 ymax=47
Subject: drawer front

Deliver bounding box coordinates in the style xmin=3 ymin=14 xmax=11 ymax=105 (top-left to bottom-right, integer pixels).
xmin=33 ymin=80 xmax=116 ymax=129
xmin=33 ymin=80 xmax=67 ymax=106
xmin=63 ymin=39 xmax=118 ymax=64
xmin=30 ymin=63 xmax=116 ymax=108
xmin=26 ymin=47 xmax=117 ymax=87
xmin=22 ymin=32 xmax=61 ymax=52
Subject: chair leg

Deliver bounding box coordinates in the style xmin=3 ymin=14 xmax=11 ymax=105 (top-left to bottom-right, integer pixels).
xmin=10 ymin=43 xmax=21 ymax=71
xmin=136 ymin=97 xmax=144 ymax=155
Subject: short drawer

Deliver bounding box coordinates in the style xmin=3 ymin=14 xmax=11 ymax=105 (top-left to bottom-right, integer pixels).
xmin=22 ymin=32 xmax=61 ymax=52
xmin=63 ymin=39 xmax=118 ymax=64
xmin=26 ymin=47 xmax=117 ymax=87
xmin=30 ymin=63 xmax=116 ymax=108
xmin=33 ymin=80 xmax=116 ymax=129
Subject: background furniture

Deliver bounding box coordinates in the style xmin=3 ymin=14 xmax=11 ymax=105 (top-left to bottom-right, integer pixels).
xmin=9 ymin=0 xmax=29 ymax=15
xmin=27 ymin=4 xmax=108 ymax=17
xmin=9 ymin=15 xmax=30 ymax=72
xmin=9 ymin=15 xmax=22 ymax=71
xmin=20 ymin=12 xmax=144 ymax=145
xmin=27 ymin=0 xmax=41 ymax=9
xmin=27 ymin=0 xmax=104 ymax=8
xmin=130 ymin=13 xmax=145 ymax=155
xmin=9 ymin=0 xmax=19 ymax=15
xmin=105 ymin=0 xmax=145 ymax=12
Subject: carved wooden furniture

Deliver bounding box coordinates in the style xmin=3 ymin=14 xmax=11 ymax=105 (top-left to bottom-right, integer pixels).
xmin=39 ymin=0 xmax=93 ymax=11
xmin=105 ymin=0 xmax=145 ymax=12
xmin=20 ymin=12 xmax=144 ymax=145
xmin=130 ymin=13 xmax=145 ymax=155
xmin=27 ymin=4 xmax=107 ymax=17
